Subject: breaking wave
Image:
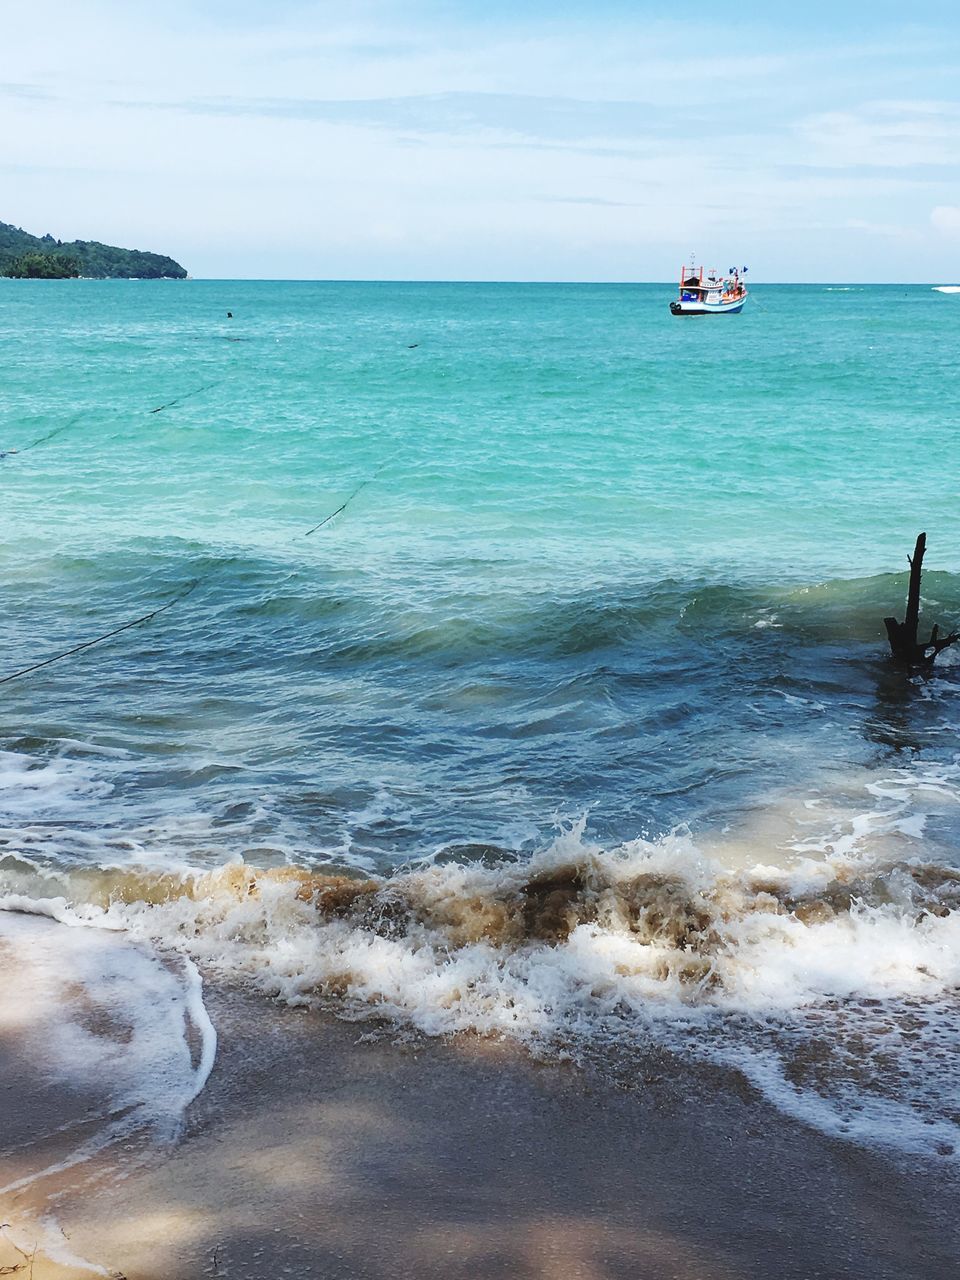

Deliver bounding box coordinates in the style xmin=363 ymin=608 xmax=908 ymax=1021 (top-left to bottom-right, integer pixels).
xmin=2 ymin=788 xmax=959 ymax=1161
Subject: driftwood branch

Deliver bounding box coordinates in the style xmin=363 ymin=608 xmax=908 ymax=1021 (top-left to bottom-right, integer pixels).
xmin=883 ymin=532 xmax=960 ymax=665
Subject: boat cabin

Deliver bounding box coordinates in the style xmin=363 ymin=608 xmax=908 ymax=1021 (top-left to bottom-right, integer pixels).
xmin=678 ymin=264 xmax=745 ymax=305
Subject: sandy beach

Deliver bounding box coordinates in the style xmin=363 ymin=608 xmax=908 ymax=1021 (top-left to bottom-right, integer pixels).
xmin=2 ymin=953 xmax=958 ymax=1280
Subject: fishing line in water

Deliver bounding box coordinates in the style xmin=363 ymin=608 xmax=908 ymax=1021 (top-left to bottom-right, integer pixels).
xmin=4 ymin=412 xmax=85 ymax=456
xmin=0 ymin=451 xmax=398 ymax=684
xmin=0 ymin=382 xmax=220 ymax=682
xmin=1 ymin=364 xmax=401 ymax=682
xmin=303 ymin=458 xmax=394 ymax=536
xmin=1 ymin=382 xmax=220 ymax=459
xmin=0 ymin=579 xmax=202 ymax=687
xmin=149 ymin=382 xmax=219 ymax=414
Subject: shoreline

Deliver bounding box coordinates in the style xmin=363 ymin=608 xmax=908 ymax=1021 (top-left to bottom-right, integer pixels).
xmin=2 ymin=970 xmax=959 ymax=1280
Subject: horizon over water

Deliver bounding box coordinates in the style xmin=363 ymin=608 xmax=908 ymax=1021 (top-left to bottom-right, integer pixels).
xmin=2 ymin=280 xmax=960 ymax=1173
xmin=182 ymin=277 xmax=960 ymax=287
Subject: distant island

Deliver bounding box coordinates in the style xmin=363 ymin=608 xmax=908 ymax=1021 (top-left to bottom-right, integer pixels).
xmin=0 ymin=220 xmax=187 ymax=279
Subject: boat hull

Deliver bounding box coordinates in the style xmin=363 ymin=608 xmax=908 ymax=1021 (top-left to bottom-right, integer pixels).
xmin=670 ymin=296 xmax=747 ymax=316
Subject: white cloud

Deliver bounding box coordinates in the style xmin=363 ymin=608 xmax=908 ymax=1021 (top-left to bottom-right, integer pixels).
xmin=794 ymin=101 xmax=960 ymax=169
xmin=844 ymin=217 xmax=916 ymax=240
xmin=931 ymin=206 xmax=960 ymax=237
xmin=2 ymin=4 xmax=960 ymax=279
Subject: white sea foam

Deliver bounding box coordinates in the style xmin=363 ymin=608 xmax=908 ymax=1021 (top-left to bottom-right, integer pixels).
xmin=0 ymin=907 xmax=216 ymax=1195
xmin=1 ymin=747 xmax=959 ymax=1161
xmin=0 ymin=747 xmax=278 ymax=879
xmin=0 ymin=1216 xmax=112 ymax=1277
xmin=2 ymin=777 xmax=959 ymax=1161
xmin=0 ymin=749 xmax=114 ymax=816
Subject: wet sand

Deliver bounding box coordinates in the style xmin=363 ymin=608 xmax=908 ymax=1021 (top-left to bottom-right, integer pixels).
xmin=2 ymin=976 xmax=959 ymax=1279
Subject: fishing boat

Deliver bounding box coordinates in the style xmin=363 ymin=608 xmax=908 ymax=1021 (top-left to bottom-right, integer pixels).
xmin=670 ymin=260 xmax=748 ymax=315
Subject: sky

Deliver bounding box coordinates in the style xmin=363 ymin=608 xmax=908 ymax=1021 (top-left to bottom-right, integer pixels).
xmin=2 ymin=1 xmax=960 ymax=281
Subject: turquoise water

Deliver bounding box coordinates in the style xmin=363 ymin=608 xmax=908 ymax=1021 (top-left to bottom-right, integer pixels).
xmin=2 ymin=280 xmax=959 ymax=868
xmin=3 ymin=280 xmax=960 ymax=1162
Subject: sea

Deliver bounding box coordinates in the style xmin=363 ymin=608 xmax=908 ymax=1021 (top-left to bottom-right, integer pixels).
xmin=2 ymin=279 xmax=960 ymax=1171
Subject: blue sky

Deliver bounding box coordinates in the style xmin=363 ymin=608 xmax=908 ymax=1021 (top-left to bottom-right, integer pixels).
xmin=3 ymin=1 xmax=960 ymax=280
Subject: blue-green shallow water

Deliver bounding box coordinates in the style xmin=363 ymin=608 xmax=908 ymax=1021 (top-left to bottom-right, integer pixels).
xmin=1 ymin=280 xmax=959 ymax=871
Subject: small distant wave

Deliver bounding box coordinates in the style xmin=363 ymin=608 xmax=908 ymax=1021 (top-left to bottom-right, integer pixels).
xmin=933 ymin=286 xmax=960 ymax=294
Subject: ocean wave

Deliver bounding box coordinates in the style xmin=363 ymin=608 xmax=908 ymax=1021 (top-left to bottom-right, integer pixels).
xmin=2 ymin=796 xmax=959 ymax=1160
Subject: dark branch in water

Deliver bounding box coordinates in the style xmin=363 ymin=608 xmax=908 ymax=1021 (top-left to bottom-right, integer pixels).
xmin=883 ymin=533 xmax=959 ymax=665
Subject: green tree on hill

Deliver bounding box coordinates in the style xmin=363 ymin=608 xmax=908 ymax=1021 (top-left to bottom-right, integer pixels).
xmin=5 ymin=251 xmax=81 ymax=278
xmin=0 ymin=220 xmax=186 ymax=279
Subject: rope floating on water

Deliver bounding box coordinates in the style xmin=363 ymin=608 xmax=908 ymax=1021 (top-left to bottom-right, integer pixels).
xmin=303 ymin=459 xmax=393 ymax=536
xmin=149 ymin=383 xmax=219 ymax=414
xmin=0 ymin=580 xmax=202 ymax=687
xmin=13 ymin=412 xmax=85 ymax=454
xmin=1 ymin=386 xmax=396 ymax=684
xmin=1 ymin=382 xmax=221 ymax=460
xmin=0 ymin=458 xmax=396 ymax=684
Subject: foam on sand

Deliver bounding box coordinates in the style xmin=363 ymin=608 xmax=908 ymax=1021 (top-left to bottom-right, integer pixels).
xmin=0 ymin=909 xmax=216 ymax=1195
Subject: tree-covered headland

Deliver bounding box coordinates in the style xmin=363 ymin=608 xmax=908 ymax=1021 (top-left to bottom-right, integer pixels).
xmin=0 ymin=221 xmax=187 ymax=279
